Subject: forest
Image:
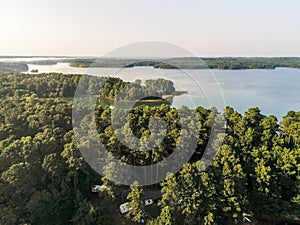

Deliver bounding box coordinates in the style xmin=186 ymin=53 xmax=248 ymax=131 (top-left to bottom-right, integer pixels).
xmin=96 ymin=77 xmax=176 ymax=101
xmin=68 ymin=57 xmax=300 ymax=70
xmin=0 ymin=71 xmax=299 ymax=225
xmin=0 ymin=62 xmax=28 ymax=72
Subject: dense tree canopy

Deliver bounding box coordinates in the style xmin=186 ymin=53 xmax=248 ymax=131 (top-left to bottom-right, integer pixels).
xmin=0 ymin=71 xmax=299 ymax=225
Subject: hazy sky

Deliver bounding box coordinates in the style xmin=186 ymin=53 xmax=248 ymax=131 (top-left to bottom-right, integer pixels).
xmin=1 ymin=0 xmax=300 ymax=56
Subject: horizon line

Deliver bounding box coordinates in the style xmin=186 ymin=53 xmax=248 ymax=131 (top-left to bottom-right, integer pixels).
xmin=1 ymin=55 xmax=300 ymax=58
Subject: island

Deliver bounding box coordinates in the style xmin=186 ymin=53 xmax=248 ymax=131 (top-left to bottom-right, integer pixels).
xmin=30 ymin=69 xmax=39 ymax=73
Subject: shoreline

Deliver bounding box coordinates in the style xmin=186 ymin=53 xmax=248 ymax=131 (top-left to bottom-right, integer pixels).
xmin=98 ymin=91 xmax=187 ymax=103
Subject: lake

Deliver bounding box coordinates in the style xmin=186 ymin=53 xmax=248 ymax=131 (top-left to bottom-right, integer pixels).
xmin=22 ymin=62 xmax=300 ymax=119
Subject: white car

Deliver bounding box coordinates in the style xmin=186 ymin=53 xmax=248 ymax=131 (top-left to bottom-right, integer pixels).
xmin=145 ymin=199 xmax=153 ymax=206
xmin=178 ymin=198 xmax=183 ymax=204
xmin=119 ymin=202 xmax=132 ymax=214
xmin=91 ymin=185 xmax=106 ymax=193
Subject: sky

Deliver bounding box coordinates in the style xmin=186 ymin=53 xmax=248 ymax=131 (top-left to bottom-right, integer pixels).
xmin=1 ymin=0 xmax=300 ymax=57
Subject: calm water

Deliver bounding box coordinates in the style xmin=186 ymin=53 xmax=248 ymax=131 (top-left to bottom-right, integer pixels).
xmin=24 ymin=63 xmax=300 ymax=119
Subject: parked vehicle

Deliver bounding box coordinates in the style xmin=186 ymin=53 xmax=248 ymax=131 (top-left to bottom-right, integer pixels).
xmin=178 ymin=198 xmax=183 ymax=204
xmin=243 ymin=216 xmax=252 ymax=223
xmin=119 ymin=202 xmax=132 ymax=214
xmin=145 ymin=199 xmax=153 ymax=206
xmin=91 ymin=185 xmax=106 ymax=193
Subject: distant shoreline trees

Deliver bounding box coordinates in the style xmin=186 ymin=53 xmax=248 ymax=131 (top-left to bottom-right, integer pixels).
xmin=68 ymin=57 xmax=300 ymax=70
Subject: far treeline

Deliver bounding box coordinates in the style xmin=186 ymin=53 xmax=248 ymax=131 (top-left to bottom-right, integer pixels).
xmin=0 ymin=62 xmax=28 ymax=72
xmin=69 ymin=57 xmax=300 ymax=70
xmin=0 ymin=61 xmax=56 ymax=73
xmin=3 ymin=57 xmax=300 ymax=72
xmin=0 ymin=72 xmax=299 ymax=225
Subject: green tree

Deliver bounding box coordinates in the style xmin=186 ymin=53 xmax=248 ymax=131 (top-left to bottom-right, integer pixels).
xmin=127 ymin=181 xmax=146 ymax=222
